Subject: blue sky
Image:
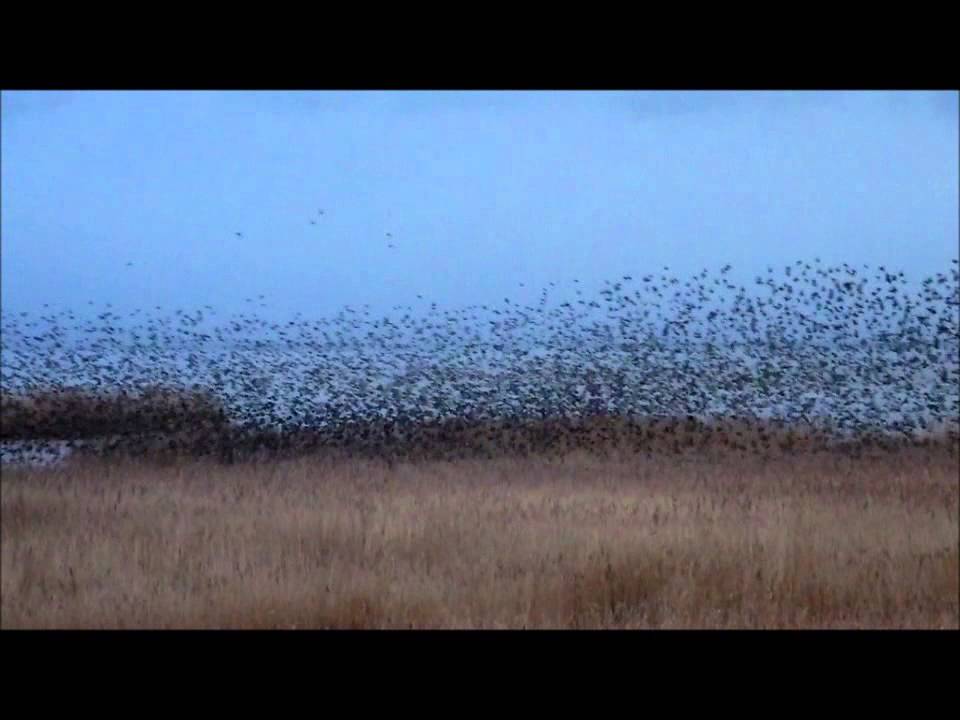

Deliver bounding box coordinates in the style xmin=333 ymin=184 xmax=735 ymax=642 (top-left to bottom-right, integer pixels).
xmin=2 ymin=90 xmax=957 ymax=320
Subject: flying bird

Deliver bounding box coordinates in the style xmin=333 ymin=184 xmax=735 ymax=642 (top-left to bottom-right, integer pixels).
xmin=235 ymin=232 xmax=244 ymax=239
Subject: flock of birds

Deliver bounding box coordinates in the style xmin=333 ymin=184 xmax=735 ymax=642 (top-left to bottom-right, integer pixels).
xmin=1 ymin=258 xmax=958 ymax=466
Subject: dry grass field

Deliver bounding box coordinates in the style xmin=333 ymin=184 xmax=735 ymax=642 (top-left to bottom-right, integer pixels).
xmin=3 ymin=439 xmax=957 ymax=629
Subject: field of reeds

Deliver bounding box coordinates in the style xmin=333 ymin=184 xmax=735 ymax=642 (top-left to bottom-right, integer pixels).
xmin=2 ymin=432 xmax=957 ymax=629
xmin=2 ymin=259 xmax=958 ymax=628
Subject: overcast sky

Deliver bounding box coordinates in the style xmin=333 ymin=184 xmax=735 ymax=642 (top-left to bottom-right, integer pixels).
xmin=2 ymin=90 xmax=957 ymax=320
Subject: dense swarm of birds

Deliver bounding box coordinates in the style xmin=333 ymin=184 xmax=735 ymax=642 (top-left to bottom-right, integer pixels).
xmin=1 ymin=259 xmax=958 ymax=467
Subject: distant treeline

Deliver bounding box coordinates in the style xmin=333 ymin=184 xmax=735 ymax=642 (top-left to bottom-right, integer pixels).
xmin=1 ymin=386 xmax=227 ymax=441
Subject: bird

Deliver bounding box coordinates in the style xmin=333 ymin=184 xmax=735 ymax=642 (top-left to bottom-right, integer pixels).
xmin=235 ymin=232 xmax=244 ymax=239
